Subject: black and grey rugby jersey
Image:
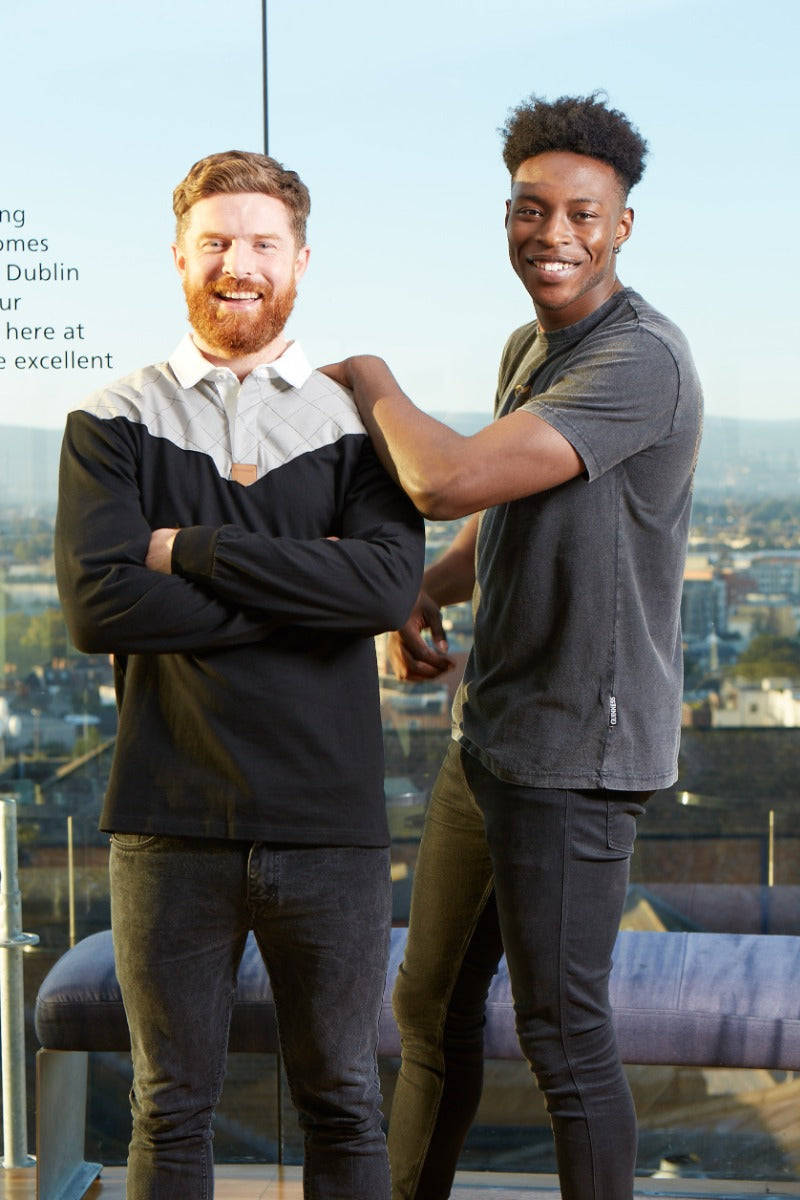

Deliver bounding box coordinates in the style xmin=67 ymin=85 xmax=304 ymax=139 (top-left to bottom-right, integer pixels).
xmin=55 ymin=336 xmax=424 ymax=845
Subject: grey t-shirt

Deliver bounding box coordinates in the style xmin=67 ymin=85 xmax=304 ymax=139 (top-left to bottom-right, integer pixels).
xmin=453 ymin=288 xmax=703 ymax=791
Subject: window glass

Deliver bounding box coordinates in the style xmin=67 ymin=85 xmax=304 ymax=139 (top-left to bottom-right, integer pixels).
xmin=2 ymin=0 xmax=799 ymax=1187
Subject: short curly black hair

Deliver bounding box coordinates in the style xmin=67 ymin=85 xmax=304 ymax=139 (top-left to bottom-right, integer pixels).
xmin=501 ymin=92 xmax=648 ymax=196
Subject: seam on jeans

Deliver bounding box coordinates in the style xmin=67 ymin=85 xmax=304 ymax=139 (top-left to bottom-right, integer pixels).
xmin=407 ymin=877 xmax=496 ymax=1198
xmin=559 ymin=789 xmax=601 ymax=1195
xmin=409 ymin=751 xmax=494 ymax=1196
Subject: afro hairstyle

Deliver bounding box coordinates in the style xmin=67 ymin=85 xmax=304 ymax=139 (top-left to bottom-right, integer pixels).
xmin=501 ymin=92 xmax=648 ymax=196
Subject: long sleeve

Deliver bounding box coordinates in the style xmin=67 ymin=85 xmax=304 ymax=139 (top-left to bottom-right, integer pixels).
xmin=171 ymin=441 xmax=425 ymax=636
xmin=54 ymin=411 xmax=275 ymax=655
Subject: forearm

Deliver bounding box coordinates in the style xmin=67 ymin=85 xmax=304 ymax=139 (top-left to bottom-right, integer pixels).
xmin=56 ymin=532 xmax=274 ymax=655
xmin=172 ymin=522 xmax=423 ymax=636
xmin=422 ymin=515 xmax=479 ymax=608
xmin=337 ymin=355 xmax=584 ymax=518
xmin=171 ymin=441 xmax=424 ymax=634
xmin=346 ymin=357 xmax=475 ymax=519
xmin=55 ymin=417 xmax=273 ymax=655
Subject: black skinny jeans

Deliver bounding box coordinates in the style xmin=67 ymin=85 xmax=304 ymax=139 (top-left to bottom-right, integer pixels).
xmin=388 ymin=744 xmax=649 ymax=1200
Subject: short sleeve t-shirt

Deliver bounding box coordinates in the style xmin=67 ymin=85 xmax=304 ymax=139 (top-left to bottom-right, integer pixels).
xmin=453 ymin=288 xmax=703 ymax=792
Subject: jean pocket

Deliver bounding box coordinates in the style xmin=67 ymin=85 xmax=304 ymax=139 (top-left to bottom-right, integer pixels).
xmin=606 ymin=805 xmax=639 ymax=855
xmin=110 ymin=832 xmax=161 ymax=850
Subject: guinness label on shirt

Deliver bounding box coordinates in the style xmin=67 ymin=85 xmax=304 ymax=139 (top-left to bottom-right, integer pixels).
xmin=231 ymin=463 xmax=258 ymax=486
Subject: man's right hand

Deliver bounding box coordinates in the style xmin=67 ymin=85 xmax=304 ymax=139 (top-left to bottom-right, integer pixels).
xmin=387 ymin=589 xmax=455 ymax=681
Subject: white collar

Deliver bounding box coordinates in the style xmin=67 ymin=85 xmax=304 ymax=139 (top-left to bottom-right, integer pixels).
xmin=169 ymin=333 xmax=313 ymax=389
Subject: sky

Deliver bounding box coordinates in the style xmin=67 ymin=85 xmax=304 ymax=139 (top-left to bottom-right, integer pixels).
xmin=2 ymin=0 xmax=799 ymax=430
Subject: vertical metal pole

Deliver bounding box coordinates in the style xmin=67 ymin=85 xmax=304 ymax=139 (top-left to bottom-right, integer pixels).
xmin=261 ymin=0 xmax=269 ymax=155
xmin=0 ymin=568 xmax=6 ymax=706
xmin=67 ymin=814 xmax=76 ymax=947
xmin=0 ymin=796 xmax=39 ymax=1168
xmin=768 ymin=809 xmax=775 ymax=887
xmin=275 ymin=1042 xmax=283 ymax=1164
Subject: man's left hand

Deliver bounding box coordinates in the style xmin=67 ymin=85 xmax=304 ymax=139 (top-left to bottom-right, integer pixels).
xmin=146 ymin=528 xmax=179 ymax=574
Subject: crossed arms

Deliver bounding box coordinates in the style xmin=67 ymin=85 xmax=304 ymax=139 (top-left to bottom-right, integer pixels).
xmin=55 ymin=410 xmax=424 ymax=657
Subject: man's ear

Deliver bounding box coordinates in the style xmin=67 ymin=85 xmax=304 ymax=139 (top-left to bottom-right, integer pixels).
xmin=293 ymin=244 xmax=311 ymax=284
xmin=172 ymin=242 xmax=186 ymax=277
xmin=615 ymin=206 xmax=634 ymax=251
xmin=504 ymin=197 xmax=511 ymax=229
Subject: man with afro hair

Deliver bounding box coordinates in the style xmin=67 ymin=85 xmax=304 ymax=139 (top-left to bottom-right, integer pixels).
xmin=324 ymin=92 xmax=703 ymax=1199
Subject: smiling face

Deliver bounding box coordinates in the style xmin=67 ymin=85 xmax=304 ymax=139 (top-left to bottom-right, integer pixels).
xmin=173 ymin=191 xmax=310 ymax=367
xmin=505 ymin=150 xmax=633 ymax=332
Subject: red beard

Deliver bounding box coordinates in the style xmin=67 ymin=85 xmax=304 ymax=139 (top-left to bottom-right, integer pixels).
xmin=184 ymin=275 xmax=297 ymax=355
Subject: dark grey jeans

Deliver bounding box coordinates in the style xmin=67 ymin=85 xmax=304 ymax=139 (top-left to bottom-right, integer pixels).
xmin=110 ymin=835 xmax=392 ymax=1200
xmin=388 ymin=743 xmax=649 ymax=1200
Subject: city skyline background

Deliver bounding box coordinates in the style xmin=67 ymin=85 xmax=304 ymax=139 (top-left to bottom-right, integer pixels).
xmin=2 ymin=6 xmax=800 ymax=1175
xmin=2 ymin=0 xmax=799 ymax=430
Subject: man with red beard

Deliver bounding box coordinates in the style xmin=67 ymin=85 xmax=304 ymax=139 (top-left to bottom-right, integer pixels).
xmin=54 ymin=150 xmax=424 ymax=1200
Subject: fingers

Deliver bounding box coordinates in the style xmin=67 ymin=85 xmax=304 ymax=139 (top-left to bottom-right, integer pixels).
xmin=419 ymin=598 xmax=449 ymax=655
xmin=387 ymin=629 xmax=455 ymax=682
